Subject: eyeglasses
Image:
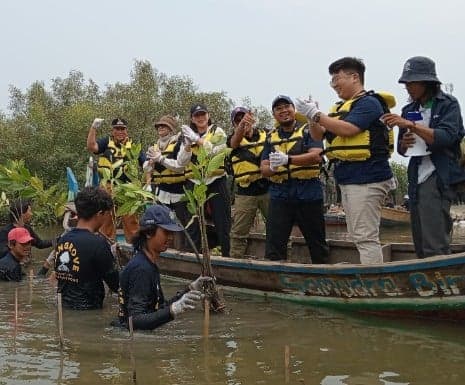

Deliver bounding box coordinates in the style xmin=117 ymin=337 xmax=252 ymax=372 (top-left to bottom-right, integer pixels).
xmin=329 ymin=72 xmax=355 ymax=87
xmin=113 ymin=126 xmax=127 ymax=131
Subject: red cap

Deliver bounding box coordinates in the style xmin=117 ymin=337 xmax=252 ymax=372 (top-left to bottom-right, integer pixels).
xmin=8 ymin=227 xmax=34 ymax=243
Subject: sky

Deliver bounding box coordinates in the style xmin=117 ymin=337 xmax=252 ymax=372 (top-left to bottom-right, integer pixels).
xmin=2 ymin=0 xmax=464 ymax=163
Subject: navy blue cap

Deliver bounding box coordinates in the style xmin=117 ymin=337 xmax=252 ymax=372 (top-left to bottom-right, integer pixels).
xmin=140 ymin=205 xmax=183 ymax=232
xmin=271 ymin=95 xmax=294 ymax=110
xmin=111 ymin=118 xmax=128 ymax=127
xmin=190 ymin=104 xmax=208 ymax=116
xmin=230 ymin=106 xmax=249 ymax=124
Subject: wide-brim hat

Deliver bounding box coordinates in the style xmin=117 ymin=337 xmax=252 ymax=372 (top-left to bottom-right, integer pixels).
xmin=398 ymin=56 xmax=441 ymax=84
xmin=154 ymin=115 xmax=177 ymax=132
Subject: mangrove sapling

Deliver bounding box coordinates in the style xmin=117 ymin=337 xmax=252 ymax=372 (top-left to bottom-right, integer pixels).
xmin=183 ymin=139 xmax=231 ymax=312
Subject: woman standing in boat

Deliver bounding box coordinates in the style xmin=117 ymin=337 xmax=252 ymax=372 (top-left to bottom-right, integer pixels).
xmin=383 ymin=56 xmax=465 ymax=258
xmin=179 ymin=104 xmax=231 ymax=258
xmin=143 ymin=115 xmax=191 ymax=250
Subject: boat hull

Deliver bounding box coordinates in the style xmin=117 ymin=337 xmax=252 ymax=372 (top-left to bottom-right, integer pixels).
xmin=119 ymin=241 xmax=465 ymax=321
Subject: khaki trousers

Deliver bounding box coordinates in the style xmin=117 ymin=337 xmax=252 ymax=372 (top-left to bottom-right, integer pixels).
xmin=230 ymin=193 xmax=269 ymax=258
xmin=339 ymin=178 xmax=394 ymax=264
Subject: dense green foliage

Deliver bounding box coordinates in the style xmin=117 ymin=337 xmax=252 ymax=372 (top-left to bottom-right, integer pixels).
xmin=0 ymin=60 xmax=272 ymax=188
xmin=0 ymin=160 xmax=67 ymax=225
xmin=390 ymin=161 xmax=408 ymax=203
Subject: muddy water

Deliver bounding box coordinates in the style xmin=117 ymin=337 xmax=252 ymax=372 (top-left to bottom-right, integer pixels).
xmin=2 ymin=227 xmax=465 ymax=384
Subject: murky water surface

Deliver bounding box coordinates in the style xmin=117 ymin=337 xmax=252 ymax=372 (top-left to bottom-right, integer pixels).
xmin=1 ymin=226 xmax=465 ymax=384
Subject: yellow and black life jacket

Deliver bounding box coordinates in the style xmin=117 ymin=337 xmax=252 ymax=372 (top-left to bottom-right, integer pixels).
xmin=97 ymin=137 xmax=132 ymax=177
xmin=151 ymin=141 xmax=185 ymax=184
xmin=268 ymin=122 xmax=320 ymax=183
xmin=231 ymin=130 xmax=267 ymax=188
xmin=325 ymin=91 xmax=395 ymax=161
xmin=185 ymin=125 xmax=226 ymax=179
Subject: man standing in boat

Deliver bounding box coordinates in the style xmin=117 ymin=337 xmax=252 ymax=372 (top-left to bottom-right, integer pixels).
xmin=87 ymin=117 xmax=144 ymax=242
xmin=54 ymin=186 xmax=119 ymax=310
xmin=227 ymin=107 xmax=269 ymax=258
xmin=382 ymin=56 xmax=465 ymax=258
xmin=260 ymin=95 xmax=329 ymax=263
xmin=296 ymin=57 xmax=396 ymax=264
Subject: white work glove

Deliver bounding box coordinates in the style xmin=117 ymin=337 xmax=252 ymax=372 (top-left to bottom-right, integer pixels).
xmin=189 ymin=275 xmax=214 ymax=291
xmin=295 ymin=97 xmax=321 ymax=121
xmin=181 ymin=125 xmax=200 ymax=143
xmin=92 ymin=118 xmax=104 ymax=129
xmin=269 ymin=151 xmax=289 ymax=170
xmin=146 ymin=147 xmax=164 ymax=163
xmin=170 ymin=290 xmax=202 ymax=317
xmin=143 ymin=184 xmax=152 ymax=192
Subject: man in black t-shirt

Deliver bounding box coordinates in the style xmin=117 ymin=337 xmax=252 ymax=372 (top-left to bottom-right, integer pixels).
xmin=54 ymin=187 xmax=119 ymax=310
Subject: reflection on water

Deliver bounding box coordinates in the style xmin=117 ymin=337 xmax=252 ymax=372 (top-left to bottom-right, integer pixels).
xmin=2 ymin=268 xmax=465 ymax=385
xmin=2 ymin=227 xmax=465 ymax=384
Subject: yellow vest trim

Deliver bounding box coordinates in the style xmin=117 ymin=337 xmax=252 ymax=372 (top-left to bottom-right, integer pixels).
xmin=325 ymin=91 xmax=395 ymax=161
xmin=268 ymin=123 xmax=320 ymax=183
xmin=231 ymin=130 xmax=267 ymax=188
xmin=151 ymin=142 xmax=186 ymax=184
xmin=185 ymin=125 xmax=225 ymax=179
xmin=97 ymin=138 xmax=132 ymax=174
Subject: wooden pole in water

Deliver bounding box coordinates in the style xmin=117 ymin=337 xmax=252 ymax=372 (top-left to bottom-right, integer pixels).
xmin=284 ymin=345 xmax=290 ymax=383
xmin=57 ymin=293 xmax=64 ymax=348
xmin=128 ymin=316 xmax=136 ymax=383
xmin=203 ymin=298 xmax=210 ymax=338
xmin=14 ymin=287 xmax=18 ymax=326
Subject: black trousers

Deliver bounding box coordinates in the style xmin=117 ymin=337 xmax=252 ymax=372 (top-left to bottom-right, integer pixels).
xmin=411 ymin=172 xmax=453 ymax=258
xmin=186 ymin=177 xmax=231 ymax=257
xmin=265 ymin=199 xmax=329 ymax=263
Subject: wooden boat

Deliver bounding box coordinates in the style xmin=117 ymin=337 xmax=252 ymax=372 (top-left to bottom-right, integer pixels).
xmin=323 ymin=207 xmax=411 ymax=227
xmin=324 ymin=212 xmax=346 ymax=226
xmin=380 ymin=206 xmax=410 ymax=227
xmin=118 ymin=233 xmax=465 ymax=321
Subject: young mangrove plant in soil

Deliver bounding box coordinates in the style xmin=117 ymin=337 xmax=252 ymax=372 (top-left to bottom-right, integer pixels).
xmin=183 ymin=135 xmax=231 ymax=312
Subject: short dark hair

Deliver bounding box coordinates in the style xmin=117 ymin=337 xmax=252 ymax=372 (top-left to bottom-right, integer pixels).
xmin=329 ymin=57 xmax=366 ymax=84
xmin=9 ymin=199 xmax=31 ymax=223
xmin=132 ymin=225 xmax=159 ymax=252
xmin=74 ymin=187 xmax=114 ymax=220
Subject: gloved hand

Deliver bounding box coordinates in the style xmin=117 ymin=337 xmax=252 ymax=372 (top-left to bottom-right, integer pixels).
xmin=182 ymin=135 xmax=193 ymax=147
xmin=295 ymin=98 xmax=321 ymax=121
xmin=170 ymin=290 xmax=202 ymax=317
xmin=92 ymin=118 xmax=104 ymax=129
xmin=189 ymin=275 xmax=214 ymax=291
xmin=181 ymin=125 xmax=200 ymax=143
xmin=143 ymin=184 xmax=152 ymax=192
xmin=269 ymin=151 xmax=288 ymax=170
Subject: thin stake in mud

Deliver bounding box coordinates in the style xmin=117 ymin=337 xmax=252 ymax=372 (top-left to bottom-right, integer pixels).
xmin=128 ymin=316 xmax=137 ymax=383
xmin=57 ymin=292 xmax=64 ymax=348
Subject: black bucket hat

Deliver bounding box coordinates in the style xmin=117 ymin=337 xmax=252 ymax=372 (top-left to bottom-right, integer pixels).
xmin=398 ymin=56 xmax=441 ymax=84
